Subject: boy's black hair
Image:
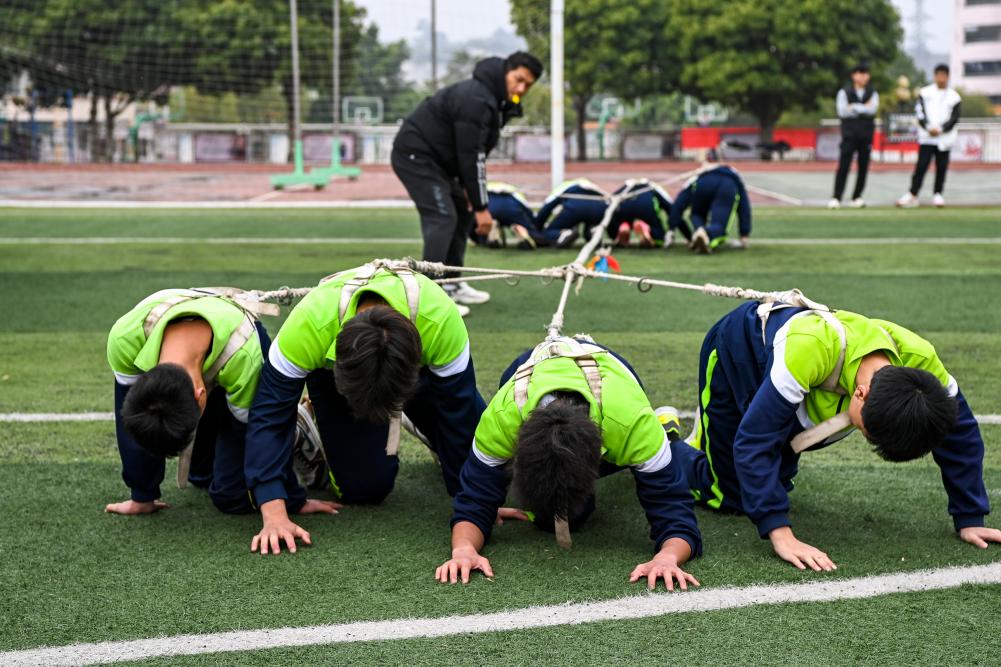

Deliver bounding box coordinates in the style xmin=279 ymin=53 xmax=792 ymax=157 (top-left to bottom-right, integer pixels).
xmin=513 ymin=393 xmax=602 ymax=524
xmin=505 ymin=51 xmax=544 ymax=80
xmin=934 ymin=63 xmax=950 ymax=75
xmin=121 ymin=363 xmax=200 ymax=458
xmin=861 ymin=366 xmax=957 ymax=462
xmin=334 ymin=305 xmax=423 ymax=423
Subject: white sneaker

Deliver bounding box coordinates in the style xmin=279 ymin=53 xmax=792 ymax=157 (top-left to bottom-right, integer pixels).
xmin=827 ymin=198 xmax=841 ymax=209
xmin=896 ymin=193 xmax=919 ymax=208
xmin=689 ymin=227 xmax=712 ymax=254
xmin=446 ymin=281 xmax=490 ymax=305
xmin=663 ymin=229 xmax=676 ymax=249
xmin=850 ymin=198 xmax=866 ymax=208
xmin=933 ymin=193 xmax=945 ymax=208
xmin=455 ymin=303 xmax=470 ymax=318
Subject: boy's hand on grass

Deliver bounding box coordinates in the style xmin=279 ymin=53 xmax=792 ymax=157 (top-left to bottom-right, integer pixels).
xmin=435 ymin=546 xmax=493 ymax=584
xmin=495 ymin=507 xmax=531 ymax=525
xmin=959 ymin=526 xmax=1001 ymax=549
xmin=769 ymin=526 xmax=837 ymax=571
xmin=251 ymin=499 xmax=310 ymax=555
xmin=105 ymin=499 xmax=169 ymax=515
xmin=629 ymin=553 xmax=700 ymax=592
xmin=296 ymin=499 xmax=342 ymax=515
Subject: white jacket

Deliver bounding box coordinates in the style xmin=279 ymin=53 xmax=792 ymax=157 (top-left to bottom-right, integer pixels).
xmin=915 ymin=84 xmax=962 ymax=151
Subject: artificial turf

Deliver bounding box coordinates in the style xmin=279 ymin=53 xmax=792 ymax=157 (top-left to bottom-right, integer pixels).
xmin=1 ymin=205 xmax=999 ymax=660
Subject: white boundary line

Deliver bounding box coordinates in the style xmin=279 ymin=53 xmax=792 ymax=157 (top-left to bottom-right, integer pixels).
xmin=2 ymin=236 xmax=1001 ymax=246
xmin=0 ymin=199 xmax=416 ymax=209
xmin=3 ymin=562 xmax=1000 ymax=666
xmin=6 ymin=411 xmax=1001 ymax=425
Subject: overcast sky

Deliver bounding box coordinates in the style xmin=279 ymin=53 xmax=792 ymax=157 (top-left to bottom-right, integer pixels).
xmin=354 ymin=0 xmax=954 ymax=61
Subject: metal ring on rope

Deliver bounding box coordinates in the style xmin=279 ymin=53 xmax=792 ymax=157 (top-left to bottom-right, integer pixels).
xmin=636 ymin=277 xmax=653 ymax=293
xmin=504 ymin=275 xmax=521 ymax=287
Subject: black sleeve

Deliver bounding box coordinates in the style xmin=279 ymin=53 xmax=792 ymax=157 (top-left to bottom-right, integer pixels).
xmin=942 ymin=101 xmax=962 ymax=133
xmin=114 ymin=380 xmax=166 ymax=502
xmin=453 ymin=100 xmax=493 ymax=211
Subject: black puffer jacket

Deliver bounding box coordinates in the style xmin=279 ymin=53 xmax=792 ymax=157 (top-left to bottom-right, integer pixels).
xmin=394 ymin=57 xmax=521 ymax=211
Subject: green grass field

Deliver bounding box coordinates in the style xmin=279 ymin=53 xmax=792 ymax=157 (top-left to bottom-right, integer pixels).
xmin=2 ymin=206 xmax=1001 ymax=664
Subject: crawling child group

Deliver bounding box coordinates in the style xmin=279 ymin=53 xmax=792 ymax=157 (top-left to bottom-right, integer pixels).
xmin=107 ymin=244 xmax=999 ymax=591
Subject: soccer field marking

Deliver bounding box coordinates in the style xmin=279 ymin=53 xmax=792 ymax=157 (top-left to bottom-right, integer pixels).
xmin=0 ymin=199 xmax=417 ymax=209
xmin=3 ymin=236 xmax=1001 ymax=246
xmin=3 ymin=562 xmax=1000 ymax=666
xmin=6 ymin=411 xmax=1001 ymax=425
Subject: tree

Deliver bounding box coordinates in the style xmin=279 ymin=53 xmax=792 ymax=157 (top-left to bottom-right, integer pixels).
xmin=669 ymin=0 xmax=901 ymax=145
xmin=510 ymin=0 xmax=680 ymax=160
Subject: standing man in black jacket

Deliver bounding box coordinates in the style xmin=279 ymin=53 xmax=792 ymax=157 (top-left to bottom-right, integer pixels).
xmin=828 ymin=63 xmax=879 ymax=210
xmin=392 ymin=51 xmax=543 ymax=314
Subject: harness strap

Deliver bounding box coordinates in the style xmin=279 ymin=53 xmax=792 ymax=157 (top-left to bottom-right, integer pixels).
xmin=512 ymin=337 xmax=605 ymax=412
xmin=790 ymin=412 xmax=853 ymax=454
xmin=175 ymin=438 xmax=196 ymax=490
xmin=757 ymin=301 xmax=847 ymax=397
xmin=142 ymin=288 xmax=278 ymax=338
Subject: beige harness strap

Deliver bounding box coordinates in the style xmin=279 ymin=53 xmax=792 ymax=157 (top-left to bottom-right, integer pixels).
xmin=554 ymin=517 xmax=573 ymax=550
xmin=789 ymin=412 xmax=853 ymax=454
xmin=513 ymin=337 xmax=605 ymax=412
xmin=331 ymin=262 xmax=423 ymax=457
xmin=142 ymin=288 xmax=277 ymax=337
xmin=175 ymin=438 xmax=196 ymax=490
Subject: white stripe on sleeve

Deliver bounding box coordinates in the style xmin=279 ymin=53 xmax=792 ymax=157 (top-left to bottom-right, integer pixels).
xmin=633 ymin=431 xmax=673 ymax=474
xmin=114 ymin=372 xmax=141 ymax=386
xmin=472 ymin=441 xmax=509 ymax=468
xmin=268 ymin=341 xmax=310 ymax=379
xmin=226 ymin=401 xmax=250 ymax=423
xmin=429 ymin=341 xmax=470 ymax=378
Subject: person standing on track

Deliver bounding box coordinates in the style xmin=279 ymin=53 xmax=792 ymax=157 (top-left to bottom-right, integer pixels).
xmin=897 ymin=64 xmax=962 ymax=209
xmin=391 ymin=51 xmax=543 ymax=314
xmin=828 ymin=63 xmax=879 ymax=210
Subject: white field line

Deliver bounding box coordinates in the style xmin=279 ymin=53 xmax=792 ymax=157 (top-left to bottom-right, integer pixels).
xmin=743 ymin=183 xmax=804 ymax=206
xmin=6 ymin=411 xmax=1001 ymax=425
xmin=0 ymin=199 xmax=416 ymax=209
xmin=3 ymin=236 xmax=1001 ymax=246
xmin=3 ymin=562 xmax=1000 ymax=666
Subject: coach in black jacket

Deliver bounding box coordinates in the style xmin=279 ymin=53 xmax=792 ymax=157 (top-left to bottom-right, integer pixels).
xmin=392 ymin=52 xmax=542 ymax=303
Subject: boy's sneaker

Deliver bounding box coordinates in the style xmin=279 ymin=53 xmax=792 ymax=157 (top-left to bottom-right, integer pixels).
xmin=826 ymin=198 xmax=841 ymax=209
xmin=850 ymin=197 xmax=866 ymax=208
xmin=444 ymin=281 xmax=490 ymax=305
xmin=633 ymin=220 xmax=655 ymax=248
xmin=932 ymin=193 xmax=945 ymax=208
xmin=896 ymin=192 xmax=919 ymax=208
xmin=455 ymin=303 xmax=470 ymax=317
xmin=655 ymin=406 xmax=683 ymax=440
xmin=615 ymin=222 xmax=632 ymax=247
xmin=511 ymin=224 xmax=537 ymax=250
xmin=663 ymin=229 xmax=676 ymax=249
xmin=555 ymin=229 xmax=579 ymax=249
xmin=689 ymin=227 xmax=712 ymax=254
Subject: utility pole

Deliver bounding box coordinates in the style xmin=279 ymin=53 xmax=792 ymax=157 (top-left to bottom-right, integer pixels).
xmin=550 ymin=0 xmax=565 ymax=188
xmin=430 ymin=0 xmax=438 ymax=89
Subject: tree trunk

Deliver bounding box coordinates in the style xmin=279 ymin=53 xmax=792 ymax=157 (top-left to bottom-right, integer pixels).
xmin=573 ymin=95 xmax=588 ymax=162
xmin=757 ymin=113 xmax=778 ymax=161
xmin=103 ymin=96 xmax=116 ymax=162
xmin=87 ymin=95 xmax=99 ymax=163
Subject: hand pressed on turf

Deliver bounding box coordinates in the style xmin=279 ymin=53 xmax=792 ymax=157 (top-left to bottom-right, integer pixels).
xmin=630 ymin=537 xmax=700 ymax=591
xmin=495 ymin=507 xmax=531 ymax=525
xmin=252 ymin=498 xmax=313 ymax=555
xmin=105 ymin=499 xmax=169 ymax=515
xmin=959 ymin=526 xmax=1001 ymax=549
xmin=296 ymin=498 xmax=342 ymax=515
xmin=769 ymin=526 xmax=837 ymax=571
xmin=435 ymin=546 xmax=493 ymax=584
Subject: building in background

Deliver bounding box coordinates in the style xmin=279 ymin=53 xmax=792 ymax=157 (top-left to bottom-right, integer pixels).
xmin=952 ymin=0 xmax=1001 ymax=113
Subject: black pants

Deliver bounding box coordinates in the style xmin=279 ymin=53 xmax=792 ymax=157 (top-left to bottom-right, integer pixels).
xmin=391 ymin=148 xmax=473 ymax=280
xmin=832 ymin=135 xmax=872 ymax=200
xmin=910 ymin=144 xmax=951 ymax=196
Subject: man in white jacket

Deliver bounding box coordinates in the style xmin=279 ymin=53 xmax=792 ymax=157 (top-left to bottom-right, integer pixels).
xmin=897 ymin=64 xmax=962 ymax=208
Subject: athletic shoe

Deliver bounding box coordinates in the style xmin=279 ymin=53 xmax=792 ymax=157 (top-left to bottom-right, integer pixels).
xmin=444 ymin=281 xmax=490 ymax=305
xmin=727 ymin=238 xmax=748 ymax=250
xmin=455 ymin=303 xmax=470 ymax=318
xmin=486 ymin=222 xmax=504 ymax=249
xmin=511 ymin=224 xmax=537 ymax=250
xmin=615 ymin=222 xmax=632 ymax=247
xmin=896 ymin=192 xmax=919 ymax=208
xmin=850 ymin=198 xmax=866 ymax=208
xmin=655 ymin=406 xmax=683 ymax=440
xmin=555 ymin=229 xmax=579 ymax=249
xmin=689 ymin=227 xmax=712 ymax=254
xmin=633 ymin=221 xmax=655 ymax=248
xmin=933 ymin=193 xmax=945 ymax=208
xmin=663 ymin=229 xmax=676 ymax=250
xmin=827 ymin=198 xmax=841 ymax=210
xmin=292 ymin=401 xmax=328 ymax=489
